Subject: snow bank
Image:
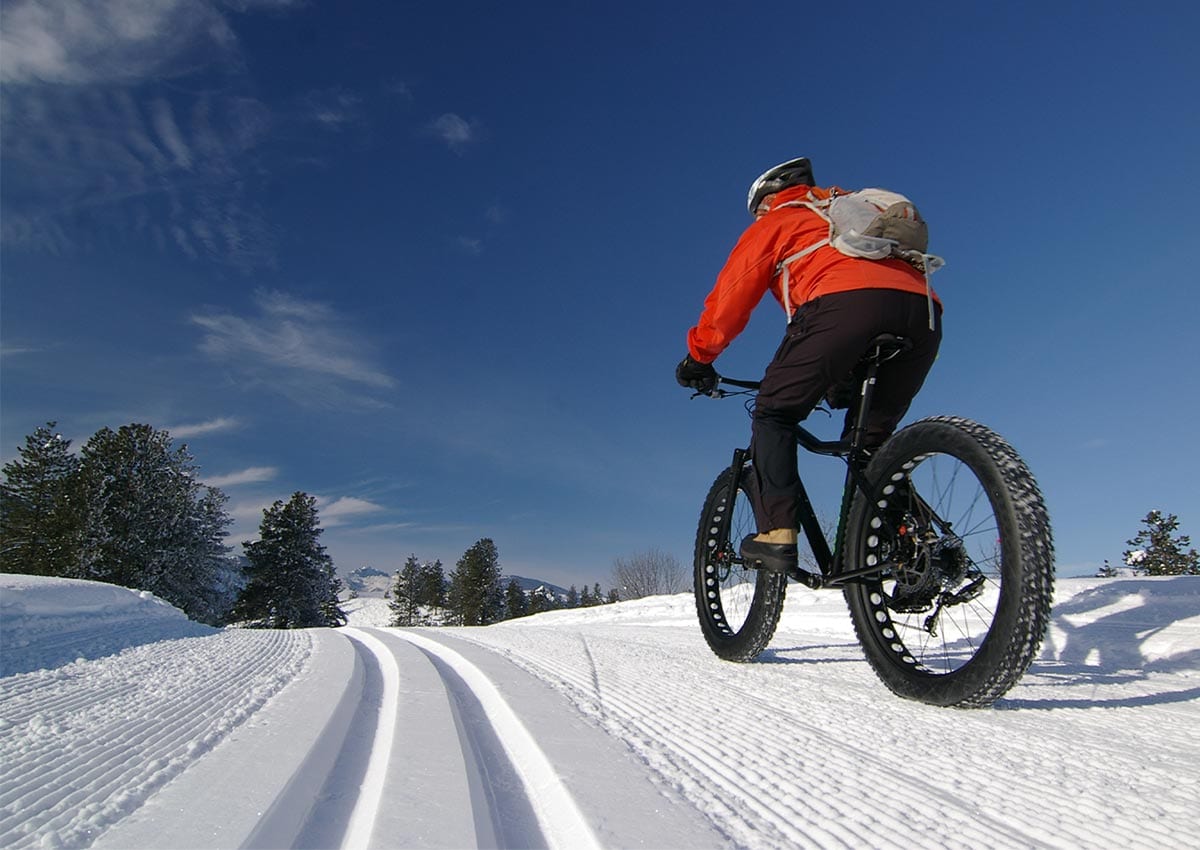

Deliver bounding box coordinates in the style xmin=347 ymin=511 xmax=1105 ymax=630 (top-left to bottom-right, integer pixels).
xmin=0 ymin=575 xmax=215 ymax=677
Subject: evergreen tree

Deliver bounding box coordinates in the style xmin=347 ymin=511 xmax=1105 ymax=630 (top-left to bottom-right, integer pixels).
xmin=579 ymin=584 xmax=592 ymax=607
xmin=526 ymin=586 xmax=559 ymax=615
xmin=77 ymin=424 xmax=235 ymax=623
xmin=1123 ymin=511 xmax=1200 ymax=576
xmin=606 ymin=587 xmax=620 ymax=604
xmin=504 ymin=577 xmax=528 ymax=620
xmin=230 ymin=492 xmax=346 ymax=628
xmin=418 ymin=559 xmax=447 ymax=615
xmin=566 ymin=584 xmax=579 ymax=608
xmin=592 ymin=582 xmax=604 ymax=606
xmin=447 ymin=538 xmax=503 ymax=626
xmin=389 ymin=555 xmax=423 ymax=626
xmin=0 ymin=423 xmax=86 ymax=577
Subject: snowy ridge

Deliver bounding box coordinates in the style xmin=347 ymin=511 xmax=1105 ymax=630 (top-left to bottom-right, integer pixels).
xmin=0 ymin=575 xmax=214 ymax=677
xmin=1 ymin=575 xmax=1198 ymax=849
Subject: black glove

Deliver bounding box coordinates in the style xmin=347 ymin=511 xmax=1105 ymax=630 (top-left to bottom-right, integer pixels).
xmin=676 ymin=355 xmax=718 ymax=393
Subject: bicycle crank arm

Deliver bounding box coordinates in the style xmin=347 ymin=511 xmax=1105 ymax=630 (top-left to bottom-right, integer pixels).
xmin=785 ymin=566 xmax=824 ymax=589
xmin=819 ymin=561 xmax=898 ymax=588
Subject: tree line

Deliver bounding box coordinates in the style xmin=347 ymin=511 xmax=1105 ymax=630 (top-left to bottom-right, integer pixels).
xmin=387 ymin=540 xmax=621 ymax=627
xmin=1 ymin=421 xmax=661 ymax=633
xmin=1 ymin=421 xmax=344 ymax=627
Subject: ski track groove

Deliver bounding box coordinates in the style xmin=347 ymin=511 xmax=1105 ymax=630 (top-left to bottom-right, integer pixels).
xmin=453 ymin=624 xmax=1185 ymax=850
xmin=389 ymin=629 xmax=603 ymax=850
xmin=0 ymin=629 xmax=312 ymax=850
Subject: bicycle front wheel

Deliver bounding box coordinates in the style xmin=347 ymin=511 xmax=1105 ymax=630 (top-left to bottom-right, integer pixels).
xmin=843 ymin=416 xmax=1054 ymax=707
xmin=694 ymin=462 xmax=787 ymax=662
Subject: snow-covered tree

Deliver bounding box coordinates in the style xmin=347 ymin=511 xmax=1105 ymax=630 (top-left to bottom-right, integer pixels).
xmin=566 ymin=584 xmax=579 ymax=608
xmin=78 ymin=424 xmax=235 ymax=623
xmin=231 ymin=492 xmax=346 ymax=628
xmin=0 ymin=423 xmax=86 ymax=577
xmin=448 ymin=538 xmax=503 ymax=626
xmin=1122 ymin=511 xmax=1200 ymax=576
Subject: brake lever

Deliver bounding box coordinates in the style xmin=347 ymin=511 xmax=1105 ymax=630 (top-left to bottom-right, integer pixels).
xmin=690 ymin=388 xmax=724 ymax=399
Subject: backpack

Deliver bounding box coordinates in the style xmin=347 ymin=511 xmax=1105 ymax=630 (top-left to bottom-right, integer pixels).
xmin=775 ymin=188 xmax=945 ymax=329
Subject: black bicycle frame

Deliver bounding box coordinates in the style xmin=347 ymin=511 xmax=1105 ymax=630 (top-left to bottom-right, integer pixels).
xmin=720 ymin=336 xmax=910 ymax=590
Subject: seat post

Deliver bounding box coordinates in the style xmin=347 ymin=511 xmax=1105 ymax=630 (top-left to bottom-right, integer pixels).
xmin=847 ymin=352 xmax=883 ymax=466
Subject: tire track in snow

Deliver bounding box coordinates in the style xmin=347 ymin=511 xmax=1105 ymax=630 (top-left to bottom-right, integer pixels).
xmin=336 ymin=628 xmax=400 ymax=850
xmin=451 ymin=626 xmax=1082 ymax=850
xmin=388 ymin=629 xmax=603 ymax=850
xmin=504 ymin=624 xmax=1193 ymax=849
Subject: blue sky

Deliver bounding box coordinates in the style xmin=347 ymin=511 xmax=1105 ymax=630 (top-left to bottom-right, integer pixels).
xmin=2 ymin=0 xmax=1197 ymax=589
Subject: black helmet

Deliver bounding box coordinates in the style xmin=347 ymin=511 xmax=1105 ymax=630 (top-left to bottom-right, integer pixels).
xmin=746 ymin=157 xmax=814 ymax=216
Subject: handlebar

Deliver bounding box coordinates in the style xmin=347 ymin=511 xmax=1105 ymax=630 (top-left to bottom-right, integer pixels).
xmin=692 ymin=375 xmax=760 ymax=399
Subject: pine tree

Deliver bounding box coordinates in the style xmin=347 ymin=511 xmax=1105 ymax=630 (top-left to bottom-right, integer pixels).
xmin=592 ymin=582 xmax=604 ymax=606
xmin=447 ymin=538 xmax=503 ymax=626
xmin=389 ymin=555 xmax=423 ymax=626
xmin=504 ymin=577 xmax=528 ymax=620
xmin=566 ymin=584 xmax=579 ymax=608
xmin=1 ymin=423 xmax=87 ymax=577
xmin=230 ymin=492 xmax=346 ymax=628
xmin=418 ymin=559 xmax=447 ymax=615
xmin=1122 ymin=511 xmax=1200 ymax=576
xmin=579 ymin=584 xmax=592 ymax=607
xmin=76 ymin=424 xmax=236 ymax=624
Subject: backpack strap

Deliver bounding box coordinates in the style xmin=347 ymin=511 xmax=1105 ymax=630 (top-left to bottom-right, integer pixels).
xmin=773 ymin=191 xmax=833 ymax=321
xmin=775 ymin=240 xmax=828 ymax=321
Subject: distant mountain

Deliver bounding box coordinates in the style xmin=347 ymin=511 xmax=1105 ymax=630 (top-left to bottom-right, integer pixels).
xmin=504 ymin=575 xmax=570 ymax=602
xmin=343 ymin=566 xmax=392 ymax=598
xmin=343 ymin=568 xmax=576 ymax=602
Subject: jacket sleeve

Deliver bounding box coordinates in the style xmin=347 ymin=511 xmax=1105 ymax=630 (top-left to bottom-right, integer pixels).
xmin=686 ymin=222 xmax=780 ymax=364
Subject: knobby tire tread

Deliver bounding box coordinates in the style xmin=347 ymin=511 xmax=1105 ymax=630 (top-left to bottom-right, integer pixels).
xmin=843 ymin=416 xmax=1054 ymax=707
xmin=694 ymin=465 xmax=787 ymax=662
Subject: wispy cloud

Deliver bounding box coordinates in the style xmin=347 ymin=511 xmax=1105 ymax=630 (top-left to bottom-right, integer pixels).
xmin=302 ymin=88 xmax=363 ymax=130
xmin=318 ymin=496 xmax=386 ymax=528
xmin=166 ymin=416 xmax=242 ymax=438
xmin=426 ymin=113 xmax=478 ymax=154
xmin=190 ymin=290 xmax=396 ymax=407
xmin=0 ymin=0 xmax=238 ymax=86
xmin=0 ymin=0 xmax=302 ymax=270
xmin=205 ymin=466 xmax=278 ymax=488
xmin=456 ymin=236 xmax=484 ymax=255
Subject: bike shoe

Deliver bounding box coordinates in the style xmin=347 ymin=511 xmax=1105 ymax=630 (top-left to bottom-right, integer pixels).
xmin=739 ymin=535 xmax=798 ymax=574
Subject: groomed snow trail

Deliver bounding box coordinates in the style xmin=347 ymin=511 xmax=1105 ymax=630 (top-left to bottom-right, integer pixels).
xmin=0 ymin=628 xmax=313 ymax=849
xmin=1 ymin=575 xmax=1197 ymax=849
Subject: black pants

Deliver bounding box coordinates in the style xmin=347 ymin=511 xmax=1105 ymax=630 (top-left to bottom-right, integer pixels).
xmin=751 ymin=288 xmax=942 ymax=532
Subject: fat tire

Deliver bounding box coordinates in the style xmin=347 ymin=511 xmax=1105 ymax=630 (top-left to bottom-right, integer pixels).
xmin=694 ymin=463 xmax=787 ymax=661
xmin=843 ymin=416 xmax=1054 ymax=707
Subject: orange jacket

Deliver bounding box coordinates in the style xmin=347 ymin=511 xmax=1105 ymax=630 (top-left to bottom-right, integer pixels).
xmin=686 ymin=184 xmax=940 ymax=364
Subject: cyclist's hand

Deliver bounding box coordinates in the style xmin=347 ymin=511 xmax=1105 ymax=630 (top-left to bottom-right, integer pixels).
xmin=676 ymin=354 xmax=717 ymax=393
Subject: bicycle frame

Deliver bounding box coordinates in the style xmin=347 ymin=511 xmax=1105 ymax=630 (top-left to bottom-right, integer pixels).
xmin=716 ymin=335 xmax=911 ymax=590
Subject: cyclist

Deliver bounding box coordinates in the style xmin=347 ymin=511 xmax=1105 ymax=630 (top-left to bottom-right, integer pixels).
xmin=676 ymin=157 xmax=943 ymax=573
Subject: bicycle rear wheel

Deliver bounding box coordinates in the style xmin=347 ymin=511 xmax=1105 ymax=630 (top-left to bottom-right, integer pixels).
xmin=843 ymin=416 xmax=1054 ymax=707
xmin=694 ymin=462 xmax=787 ymax=661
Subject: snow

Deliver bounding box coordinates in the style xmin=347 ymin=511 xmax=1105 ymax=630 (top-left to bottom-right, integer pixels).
xmin=1 ymin=574 xmax=1198 ymax=849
